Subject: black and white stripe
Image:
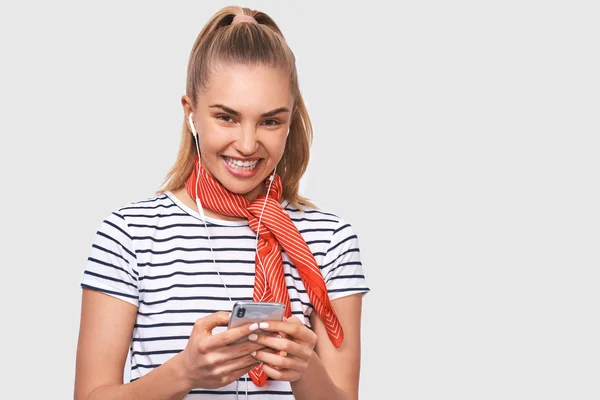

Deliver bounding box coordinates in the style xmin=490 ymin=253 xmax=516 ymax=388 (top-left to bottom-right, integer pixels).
xmin=81 ymin=191 xmax=369 ymax=399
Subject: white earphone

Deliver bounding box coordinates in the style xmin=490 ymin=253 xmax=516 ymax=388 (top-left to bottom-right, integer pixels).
xmin=188 ymin=113 xmax=198 ymax=137
xmin=188 ymin=113 xmax=206 ymax=221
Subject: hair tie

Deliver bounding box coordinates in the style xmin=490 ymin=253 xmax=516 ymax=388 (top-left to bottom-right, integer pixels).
xmin=232 ymin=14 xmax=258 ymax=25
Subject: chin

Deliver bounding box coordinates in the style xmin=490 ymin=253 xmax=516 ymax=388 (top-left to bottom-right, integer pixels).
xmin=218 ymin=175 xmax=265 ymax=197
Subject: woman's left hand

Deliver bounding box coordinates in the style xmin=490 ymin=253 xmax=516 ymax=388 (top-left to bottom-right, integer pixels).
xmin=248 ymin=316 xmax=317 ymax=382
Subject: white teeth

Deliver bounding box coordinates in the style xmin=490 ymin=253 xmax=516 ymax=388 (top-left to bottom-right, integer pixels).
xmin=224 ymin=157 xmax=259 ymax=171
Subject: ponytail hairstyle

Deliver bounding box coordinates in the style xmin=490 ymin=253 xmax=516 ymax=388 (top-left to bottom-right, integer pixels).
xmin=157 ymin=6 xmax=315 ymax=209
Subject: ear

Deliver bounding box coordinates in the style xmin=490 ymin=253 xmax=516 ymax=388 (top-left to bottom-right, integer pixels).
xmin=181 ymin=95 xmax=194 ymax=120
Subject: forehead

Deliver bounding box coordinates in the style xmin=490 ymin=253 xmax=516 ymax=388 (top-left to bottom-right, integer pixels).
xmin=200 ymin=63 xmax=293 ymax=112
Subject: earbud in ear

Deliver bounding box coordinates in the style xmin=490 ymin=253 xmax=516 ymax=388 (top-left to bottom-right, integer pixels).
xmin=188 ymin=114 xmax=197 ymax=137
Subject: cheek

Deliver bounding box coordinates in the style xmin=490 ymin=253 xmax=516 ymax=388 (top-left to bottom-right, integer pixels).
xmin=197 ymin=123 xmax=228 ymax=152
xmin=276 ymin=135 xmax=289 ymax=156
xmin=262 ymin=139 xmax=286 ymax=161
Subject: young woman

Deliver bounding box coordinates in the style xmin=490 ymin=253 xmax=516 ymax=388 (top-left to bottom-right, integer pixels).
xmin=74 ymin=6 xmax=369 ymax=400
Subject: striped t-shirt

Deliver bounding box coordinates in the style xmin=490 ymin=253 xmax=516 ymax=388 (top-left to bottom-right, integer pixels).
xmin=80 ymin=191 xmax=369 ymax=399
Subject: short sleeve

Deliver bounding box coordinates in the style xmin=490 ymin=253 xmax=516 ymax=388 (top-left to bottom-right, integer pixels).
xmin=321 ymin=219 xmax=370 ymax=301
xmin=80 ymin=211 xmax=139 ymax=307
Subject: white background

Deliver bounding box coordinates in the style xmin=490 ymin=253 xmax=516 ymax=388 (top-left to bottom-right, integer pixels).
xmin=1 ymin=1 xmax=598 ymax=399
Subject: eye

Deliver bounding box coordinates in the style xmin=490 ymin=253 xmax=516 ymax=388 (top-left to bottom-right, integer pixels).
xmin=217 ymin=114 xmax=235 ymax=123
xmin=262 ymin=119 xmax=280 ymax=127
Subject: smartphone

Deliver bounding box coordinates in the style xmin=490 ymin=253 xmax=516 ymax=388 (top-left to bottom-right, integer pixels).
xmin=228 ymin=301 xmax=286 ymax=343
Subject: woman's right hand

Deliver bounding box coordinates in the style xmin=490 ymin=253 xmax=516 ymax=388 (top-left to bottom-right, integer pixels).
xmin=176 ymin=311 xmax=264 ymax=390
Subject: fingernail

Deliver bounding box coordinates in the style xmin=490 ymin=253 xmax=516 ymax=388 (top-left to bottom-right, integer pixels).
xmin=248 ymin=333 xmax=258 ymax=341
xmin=249 ymin=323 xmax=259 ymax=331
xmin=251 ymin=351 xmax=256 ymax=357
xmin=259 ymin=322 xmax=269 ymax=329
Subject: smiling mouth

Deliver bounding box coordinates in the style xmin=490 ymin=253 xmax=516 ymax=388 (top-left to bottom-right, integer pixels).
xmin=222 ymin=156 xmax=261 ymax=171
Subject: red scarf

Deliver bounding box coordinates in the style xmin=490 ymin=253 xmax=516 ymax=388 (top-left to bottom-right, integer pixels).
xmin=185 ymin=157 xmax=343 ymax=386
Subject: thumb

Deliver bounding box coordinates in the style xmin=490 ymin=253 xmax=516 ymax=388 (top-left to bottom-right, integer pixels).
xmin=195 ymin=311 xmax=231 ymax=334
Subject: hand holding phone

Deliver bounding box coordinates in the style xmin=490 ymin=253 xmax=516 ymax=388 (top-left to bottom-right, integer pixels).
xmin=178 ymin=311 xmax=264 ymax=391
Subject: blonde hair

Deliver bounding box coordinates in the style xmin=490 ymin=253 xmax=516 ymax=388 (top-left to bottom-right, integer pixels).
xmin=157 ymin=6 xmax=315 ymax=209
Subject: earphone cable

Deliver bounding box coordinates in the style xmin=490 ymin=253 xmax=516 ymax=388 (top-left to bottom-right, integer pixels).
xmin=254 ymin=168 xmax=276 ymax=302
xmin=192 ymin=134 xmax=233 ymax=304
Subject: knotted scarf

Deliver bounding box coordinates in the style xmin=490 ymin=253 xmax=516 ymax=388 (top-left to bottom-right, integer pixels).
xmin=185 ymin=157 xmax=343 ymax=386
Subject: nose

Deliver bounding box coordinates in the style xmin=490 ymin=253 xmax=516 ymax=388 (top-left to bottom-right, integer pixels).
xmin=234 ymin=124 xmax=259 ymax=156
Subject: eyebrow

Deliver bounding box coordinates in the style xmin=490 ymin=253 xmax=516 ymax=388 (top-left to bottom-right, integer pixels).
xmin=209 ymin=104 xmax=290 ymax=118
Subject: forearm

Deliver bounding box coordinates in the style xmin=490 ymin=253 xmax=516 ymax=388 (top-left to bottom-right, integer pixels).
xmin=290 ymin=351 xmax=351 ymax=400
xmin=86 ymin=354 xmax=192 ymax=400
